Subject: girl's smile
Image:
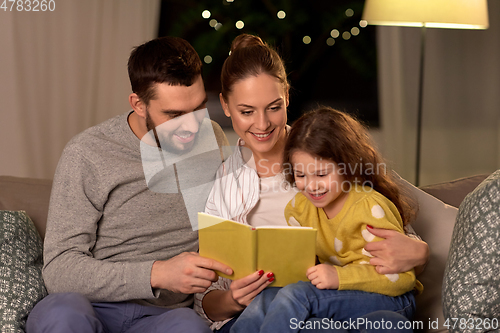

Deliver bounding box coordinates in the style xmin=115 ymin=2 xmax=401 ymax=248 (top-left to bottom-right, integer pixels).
xmin=307 ymin=191 xmax=328 ymax=201
xmin=291 ymin=150 xmax=348 ymax=219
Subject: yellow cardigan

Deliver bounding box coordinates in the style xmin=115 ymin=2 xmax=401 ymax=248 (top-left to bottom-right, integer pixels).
xmin=285 ymin=186 xmax=423 ymax=296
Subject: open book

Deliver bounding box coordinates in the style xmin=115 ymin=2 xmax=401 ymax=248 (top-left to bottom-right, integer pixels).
xmin=198 ymin=212 xmax=317 ymax=287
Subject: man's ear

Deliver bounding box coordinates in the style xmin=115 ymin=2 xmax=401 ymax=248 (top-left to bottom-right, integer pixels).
xmin=129 ymin=93 xmax=146 ymax=118
xmin=219 ymin=93 xmax=231 ymax=118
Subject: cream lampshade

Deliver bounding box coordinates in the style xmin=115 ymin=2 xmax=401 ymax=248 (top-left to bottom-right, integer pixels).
xmin=362 ymin=0 xmax=489 ymax=29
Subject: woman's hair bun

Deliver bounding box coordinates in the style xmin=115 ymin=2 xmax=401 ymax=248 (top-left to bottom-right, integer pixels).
xmin=230 ymin=34 xmax=266 ymax=53
xmin=221 ymin=33 xmax=287 ymax=99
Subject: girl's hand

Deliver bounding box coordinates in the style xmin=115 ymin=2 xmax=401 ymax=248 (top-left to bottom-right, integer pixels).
xmin=228 ymin=270 xmax=274 ymax=311
xmin=307 ymin=264 xmax=339 ymax=290
xmin=364 ymin=227 xmax=430 ymax=275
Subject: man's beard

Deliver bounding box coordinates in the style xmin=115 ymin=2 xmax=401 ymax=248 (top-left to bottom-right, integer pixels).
xmin=145 ymin=109 xmax=163 ymax=150
xmin=145 ymin=108 xmax=197 ymax=154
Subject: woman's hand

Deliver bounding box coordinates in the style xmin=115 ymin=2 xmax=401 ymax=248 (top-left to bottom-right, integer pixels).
xmin=203 ymin=270 xmax=274 ymax=322
xmin=364 ymin=227 xmax=430 ymax=275
xmin=228 ymin=270 xmax=274 ymax=309
xmin=307 ymin=264 xmax=339 ymax=290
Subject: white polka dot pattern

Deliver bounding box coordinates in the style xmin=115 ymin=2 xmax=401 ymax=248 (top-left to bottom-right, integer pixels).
xmin=288 ymin=216 xmax=300 ymax=226
xmin=385 ymin=274 xmax=400 ymax=282
xmin=334 ymin=238 xmax=343 ymax=252
xmin=361 ymin=229 xmax=376 ymax=242
xmin=362 ymin=248 xmax=374 ymax=258
xmin=371 ymin=205 xmax=385 ymax=219
xmin=329 ymin=256 xmax=342 ymax=265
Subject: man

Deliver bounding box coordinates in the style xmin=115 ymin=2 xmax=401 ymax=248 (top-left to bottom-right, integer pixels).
xmin=26 ymin=36 xmax=232 ymax=333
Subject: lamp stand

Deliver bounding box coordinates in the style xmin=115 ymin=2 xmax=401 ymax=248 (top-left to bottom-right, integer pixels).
xmin=415 ymin=26 xmax=426 ymax=186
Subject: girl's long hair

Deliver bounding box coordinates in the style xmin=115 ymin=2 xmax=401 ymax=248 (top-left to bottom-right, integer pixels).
xmin=283 ymin=107 xmax=415 ymax=225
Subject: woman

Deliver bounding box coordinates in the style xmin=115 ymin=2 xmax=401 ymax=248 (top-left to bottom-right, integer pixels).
xmin=195 ymin=34 xmax=428 ymax=332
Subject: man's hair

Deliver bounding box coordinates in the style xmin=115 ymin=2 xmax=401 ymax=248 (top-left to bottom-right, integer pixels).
xmin=128 ymin=36 xmax=203 ymax=106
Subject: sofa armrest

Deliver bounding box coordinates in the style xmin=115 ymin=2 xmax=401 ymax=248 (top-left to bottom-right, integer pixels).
xmin=419 ymin=174 xmax=489 ymax=208
xmin=0 ymin=176 xmax=52 ymax=240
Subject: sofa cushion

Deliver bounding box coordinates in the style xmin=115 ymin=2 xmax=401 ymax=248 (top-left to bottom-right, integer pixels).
xmin=0 ymin=210 xmax=47 ymax=332
xmin=0 ymin=176 xmax=52 ymax=240
xmin=406 ymin=182 xmax=459 ymax=333
xmin=442 ymin=170 xmax=500 ymax=329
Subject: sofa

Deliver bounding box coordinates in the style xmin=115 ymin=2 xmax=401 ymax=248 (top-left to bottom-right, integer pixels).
xmin=0 ymin=174 xmax=490 ymax=332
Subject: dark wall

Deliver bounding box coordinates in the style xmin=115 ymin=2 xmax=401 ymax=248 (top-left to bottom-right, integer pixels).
xmin=158 ymin=0 xmax=379 ymax=127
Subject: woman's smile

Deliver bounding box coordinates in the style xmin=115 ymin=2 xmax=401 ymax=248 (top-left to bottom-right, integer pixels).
xmin=249 ymin=128 xmax=275 ymax=141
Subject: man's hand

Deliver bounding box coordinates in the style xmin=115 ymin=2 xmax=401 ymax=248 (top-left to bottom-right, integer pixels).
xmin=307 ymin=264 xmax=339 ymax=290
xmin=364 ymin=227 xmax=430 ymax=275
xmin=151 ymin=252 xmax=232 ymax=294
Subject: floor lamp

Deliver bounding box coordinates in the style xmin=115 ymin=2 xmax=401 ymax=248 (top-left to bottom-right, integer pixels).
xmin=362 ymin=0 xmax=489 ymax=186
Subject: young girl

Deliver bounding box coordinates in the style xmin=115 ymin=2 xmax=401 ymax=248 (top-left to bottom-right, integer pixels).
xmin=229 ymin=107 xmax=423 ymax=333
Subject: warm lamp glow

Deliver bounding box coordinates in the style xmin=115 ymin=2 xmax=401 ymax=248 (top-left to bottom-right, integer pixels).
xmin=362 ymin=0 xmax=489 ymax=29
xmin=362 ymin=0 xmax=488 ymax=186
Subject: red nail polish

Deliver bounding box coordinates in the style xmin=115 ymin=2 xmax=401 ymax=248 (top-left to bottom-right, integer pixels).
xmin=268 ymin=277 xmax=275 ymax=283
xmin=267 ymin=272 xmax=274 ymax=278
xmin=258 ymin=270 xmax=264 ymax=276
xmin=367 ymin=225 xmax=373 ymax=229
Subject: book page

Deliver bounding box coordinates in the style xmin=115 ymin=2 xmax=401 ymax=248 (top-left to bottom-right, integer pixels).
xmin=256 ymin=227 xmax=317 ymax=287
xmin=198 ymin=213 xmax=256 ymax=279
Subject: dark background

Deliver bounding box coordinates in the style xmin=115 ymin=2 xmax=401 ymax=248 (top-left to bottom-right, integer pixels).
xmin=158 ymin=0 xmax=379 ymax=127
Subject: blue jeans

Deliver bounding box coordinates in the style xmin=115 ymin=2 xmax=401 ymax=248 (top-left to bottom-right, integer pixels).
xmin=230 ymin=281 xmax=416 ymax=333
xmin=26 ymin=293 xmax=212 ymax=333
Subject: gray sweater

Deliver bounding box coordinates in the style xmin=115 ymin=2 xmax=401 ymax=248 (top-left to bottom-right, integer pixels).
xmin=43 ymin=111 xmax=229 ymax=308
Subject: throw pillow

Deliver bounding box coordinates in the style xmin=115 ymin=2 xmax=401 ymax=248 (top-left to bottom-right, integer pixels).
xmin=402 ymin=178 xmax=458 ymax=333
xmin=0 ymin=210 xmax=47 ymax=333
xmin=442 ymin=170 xmax=500 ymax=332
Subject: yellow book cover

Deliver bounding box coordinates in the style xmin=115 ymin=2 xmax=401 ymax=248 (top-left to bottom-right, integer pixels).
xmin=198 ymin=212 xmax=317 ymax=287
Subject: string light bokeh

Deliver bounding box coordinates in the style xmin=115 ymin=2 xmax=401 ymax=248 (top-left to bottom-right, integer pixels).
xmin=158 ymin=0 xmax=379 ymax=126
